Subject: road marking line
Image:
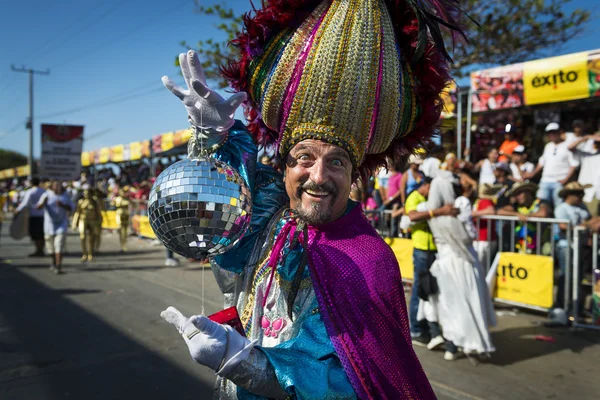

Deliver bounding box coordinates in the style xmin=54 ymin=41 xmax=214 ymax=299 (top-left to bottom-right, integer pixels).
xmin=430 ymin=379 xmax=487 ymax=400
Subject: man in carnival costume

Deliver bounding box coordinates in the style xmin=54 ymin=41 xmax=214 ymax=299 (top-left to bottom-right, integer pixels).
xmin=160 ymin=0 xmax=464 ymax=398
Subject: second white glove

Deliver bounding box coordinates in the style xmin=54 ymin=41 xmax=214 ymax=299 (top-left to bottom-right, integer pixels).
xmin=160 ymin=306 xmax=254 ymax=374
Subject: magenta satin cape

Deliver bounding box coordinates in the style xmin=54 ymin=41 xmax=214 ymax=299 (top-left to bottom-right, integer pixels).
xmin=303 ymin=205 xmax=436 ymax=399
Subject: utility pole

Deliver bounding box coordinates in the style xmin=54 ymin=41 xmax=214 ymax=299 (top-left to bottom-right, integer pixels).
xmin=10 ymin=65 xmax=50 ymax=178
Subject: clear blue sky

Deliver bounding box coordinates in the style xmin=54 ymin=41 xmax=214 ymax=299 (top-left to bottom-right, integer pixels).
xmin=0 ymin=0 xmax=598 ymax=158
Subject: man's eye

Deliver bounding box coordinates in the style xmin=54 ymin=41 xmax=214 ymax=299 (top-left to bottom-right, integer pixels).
xmin=331 ymin=159 xmax=342 ymax=166
xmin=298 ymin=154 xmax=310 ymax=161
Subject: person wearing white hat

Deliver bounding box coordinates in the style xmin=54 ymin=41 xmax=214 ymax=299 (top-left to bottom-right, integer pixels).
xmin=399 ymin=154 xmax=426 ymax=206
xmin=524 ymin=122 xmax=579 ymax=208
xmin=509 ymin=145 xmax=535 ymax=182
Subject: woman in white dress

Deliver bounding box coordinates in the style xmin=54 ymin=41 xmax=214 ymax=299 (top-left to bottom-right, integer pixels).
xmin=418 ymin=172 xmax=496 ymax=361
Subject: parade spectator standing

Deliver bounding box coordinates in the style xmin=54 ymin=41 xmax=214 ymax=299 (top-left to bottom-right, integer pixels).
xmin=498 ymin=124 xmax=520 ymax=162
xmin=405 ymin=176 xmax=457 ymax=348
xmin=554 ymin=182 xmax=592 ymax=309
xmin=509 ymin=145 xmax=535 ymax=182
xmin=400 ymin=154 xmax=425 ymax=205
xmin=382 ymin=160 xmax=403 ymax=208
xmin=419 ymin=172 xmax=496 ymax=361
xmin=473 ymin=148 xmax=499 ymax=186
xmin=15 ymin=177 xmax=46 ymax=257
xmin=568 ymin=130 xmax=600 ymax=217
xmin=36 ymin=181 xmax=73 ymax=274
xmin=564 ymin=119 xmax=588 ymax=148
xmin=420 ymin=147 xmax=442 ymax=179
xmin=472 ymin=184 xmax=504 ymax=268
xmin=525 ymin=123 xmax=579 ymax=208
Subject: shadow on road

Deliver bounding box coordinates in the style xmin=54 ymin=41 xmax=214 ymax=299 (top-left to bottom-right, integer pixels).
xmin=489 ymin=324 xmax=600 ymax=366
xmin=0 ymin=261 xmax=214 ymax=400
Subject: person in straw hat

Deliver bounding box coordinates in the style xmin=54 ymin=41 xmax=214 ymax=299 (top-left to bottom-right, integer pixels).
xmin=554 ymin=182 xmax=593 ymax=309
xmin=498 ymin=182 xmax=552 ymax=253
xmin=157 ymin=0 xmax=467 ymax=397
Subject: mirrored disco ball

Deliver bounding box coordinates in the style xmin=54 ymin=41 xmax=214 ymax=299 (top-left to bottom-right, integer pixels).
xmin=148 ymin=156 xmax=252 ymax=259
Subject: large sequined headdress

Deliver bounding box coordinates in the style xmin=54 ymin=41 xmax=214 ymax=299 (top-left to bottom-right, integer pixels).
xmin=223 ymin=0 xmax=464 ymax=177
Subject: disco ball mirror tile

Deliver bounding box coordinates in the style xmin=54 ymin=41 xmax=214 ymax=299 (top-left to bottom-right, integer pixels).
xmin=148 ymin=156 xmax=252 ymax=259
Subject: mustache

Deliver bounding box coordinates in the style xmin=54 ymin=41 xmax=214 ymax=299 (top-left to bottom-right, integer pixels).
xmin=297 ymin=181 xmax=337 ymax=197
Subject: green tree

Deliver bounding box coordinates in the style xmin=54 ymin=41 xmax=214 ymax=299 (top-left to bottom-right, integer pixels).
xmin=180 ymin=0 xmax=591 ymax=85
xmin=0 ymin=149 xmax=27 ymax=170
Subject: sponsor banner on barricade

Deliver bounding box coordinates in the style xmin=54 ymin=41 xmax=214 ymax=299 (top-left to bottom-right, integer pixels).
xmin=81 ymin=151 xmax=92 ymax=167
xmin=130 ymin=141 xmax=142 ymax=160
xmin=40 ymin=124 xmax=84 ymax=181
xmin=98 ymin=147 xmax=110 ymax=164
xmin=384 ymin=237 xmax=414 ymax=281
xmin=161 ymin=132 xmax=175 ymax=153
xmin=524 ymin=51 xmax=590 ymax=105
xmin=16 ymin=165 xmax=30 ymax=177
xmin=101 ymin=210 xmax=120 ymax=230
xmin=0 ymin=167 xmax=16 ymax=179
xmin=471 ymin=63 xmax=524 ymax=112
xmin=173 ymin=128 xmax=193 ymax=147
xmin=152 ymin=135 xmax=162 ymax=154
xmin=110 ymin=144 xmax=125 ymax=163
xmin=493 ymin=252 xmax=554 ymax=309
xmin=131 ymin=215 xmax=156 ymax=239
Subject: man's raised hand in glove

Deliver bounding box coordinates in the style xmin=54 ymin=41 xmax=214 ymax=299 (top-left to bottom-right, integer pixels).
xmin=161 ymin=50 xmax=246 ymax=134
xmin=160 ymin=306 xmax=255 ymax=375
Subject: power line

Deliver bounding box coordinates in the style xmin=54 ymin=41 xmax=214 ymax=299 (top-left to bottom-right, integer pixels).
xmin=37 ymin=86 xmax=165 ymax=120
xmin=48 ymin=0 xmax=192 ymax=70
xmin=0 ymin=120 xmax=27 ymax=141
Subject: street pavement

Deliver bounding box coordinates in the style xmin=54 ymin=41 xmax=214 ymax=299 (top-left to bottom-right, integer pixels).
xmin=1 ymin=223 xmax=599 ymax=400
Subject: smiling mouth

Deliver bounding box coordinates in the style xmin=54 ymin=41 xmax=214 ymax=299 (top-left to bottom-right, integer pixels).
xmin=303 ymin=189 xmax=331 ymax=199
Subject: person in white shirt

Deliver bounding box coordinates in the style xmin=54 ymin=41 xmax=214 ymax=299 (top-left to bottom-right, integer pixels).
xmin=473 ymin=147 xmax=499 ymax=186
xmin=509 ymin=145 xmax=535 ymax=182
xmin=15 ymin=177 xmax=47 ymax=256
xmin=420 ymin=146 xmax=442 ymax=179
xmin=36 ymin=181 xmax=74 ymax=274
xmin=568 ymin=124 xmax=600 ymax=217
xmin=525 ymin=122 xmax=579 ymax=208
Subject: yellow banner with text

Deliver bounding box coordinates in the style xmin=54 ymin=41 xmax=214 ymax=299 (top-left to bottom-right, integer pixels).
xmin=384 ymin=237 xmax=414 ymax=281
xmin=523 ymin=51 xmax=590 ymax=105
xmin=493 ymin=252 xmax=554 ymax=309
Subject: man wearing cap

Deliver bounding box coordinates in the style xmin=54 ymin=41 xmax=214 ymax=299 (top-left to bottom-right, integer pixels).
xmin=524 ymin=122 xmax=579 ymax=208
xmin=156 ymin=0 xmax=466 ymax=397
xmin=404 ymin=175 xmax=458 ymax=349
xmin=553 ymin=182 xmax=592 ymax=309
xmin=567 ymin=124 xmax=600 ymax=217
xmin=509 ymin=145 xmax=535 ymax=182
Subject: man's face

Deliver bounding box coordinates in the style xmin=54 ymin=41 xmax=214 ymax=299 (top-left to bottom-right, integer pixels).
xmin=488 ymin=149 xmax=499 ymax=163
xmin=284 ymin=140 xmax=354 ymax=225
xmin=547 ymin=131 xmax=560 ymax=143
xmin=512 ymin=153 xmax=523 ymax=163
xmin=516 ymin=191 xmax=532 ymax=206
xmin=419 ymin=182 xmax=431 ymax=198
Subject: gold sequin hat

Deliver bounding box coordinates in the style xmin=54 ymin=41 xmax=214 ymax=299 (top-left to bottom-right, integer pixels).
xmin=223 ymin=0 xmax=463 ymax=177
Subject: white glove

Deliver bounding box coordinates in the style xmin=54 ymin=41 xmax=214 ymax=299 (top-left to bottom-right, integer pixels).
xmin=160 ymin=306 xmax=254 ymax=375
xmin=162 ymin=50 xmax=247 ymax=134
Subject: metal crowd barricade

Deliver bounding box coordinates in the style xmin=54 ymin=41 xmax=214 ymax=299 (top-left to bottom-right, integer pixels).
xmin=364 ymin=209 xmax=402 ymax=238
xmin=473 ymin=215 xmax=572 ymax=313
xmin=572 ymin=228 xmax=600 ymax=330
